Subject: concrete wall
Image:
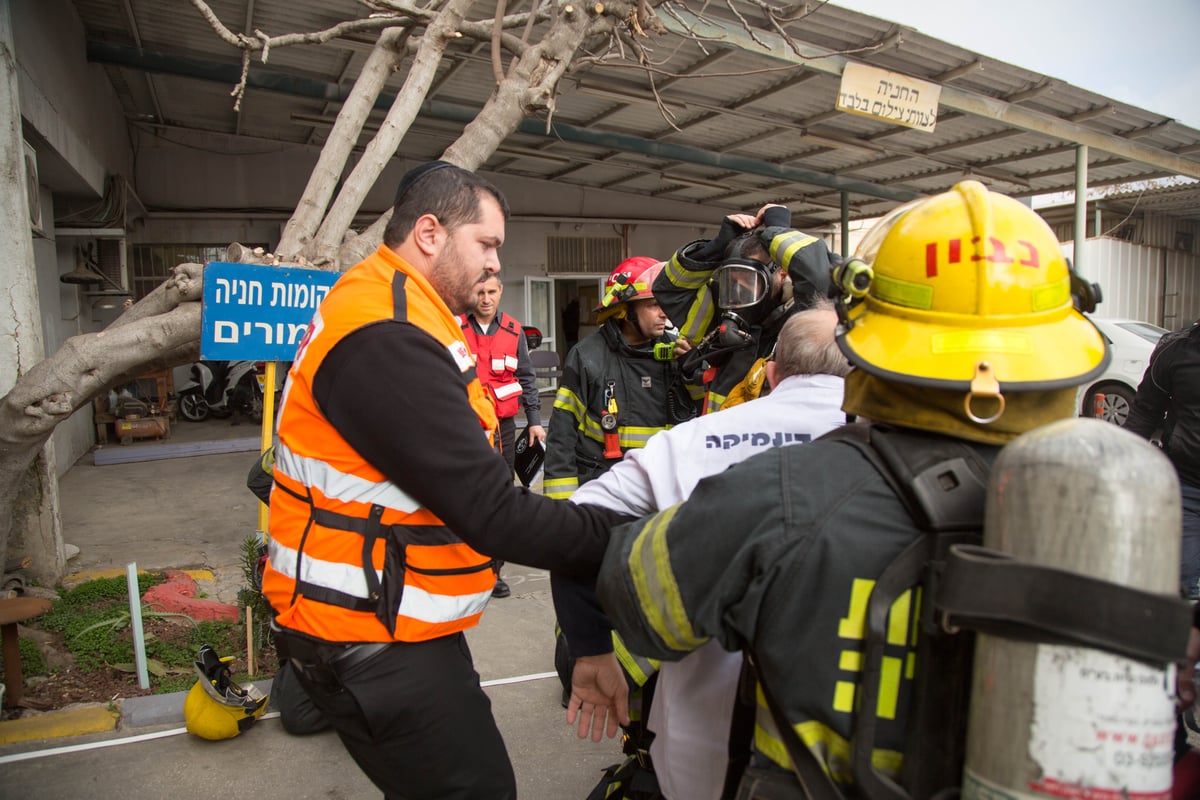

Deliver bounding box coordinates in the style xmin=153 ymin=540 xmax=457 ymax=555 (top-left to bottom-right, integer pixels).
xmin=13 ymin=0 xmax=135 ymax=476
xmin=13 ymin=0 xmax=131 ymax=195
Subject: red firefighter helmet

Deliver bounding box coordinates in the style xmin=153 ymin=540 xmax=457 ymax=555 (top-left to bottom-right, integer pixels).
xmin=596 ymin=257 xmax=663 ymax=321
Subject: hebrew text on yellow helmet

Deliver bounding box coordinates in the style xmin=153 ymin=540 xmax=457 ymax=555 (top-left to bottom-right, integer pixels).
xmin=837 ymin=181 xmax=1109 ymax=404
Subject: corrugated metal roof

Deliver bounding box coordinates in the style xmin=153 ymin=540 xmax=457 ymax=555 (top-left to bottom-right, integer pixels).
xmin=72 ymin=0 xmax=1200 ymax=227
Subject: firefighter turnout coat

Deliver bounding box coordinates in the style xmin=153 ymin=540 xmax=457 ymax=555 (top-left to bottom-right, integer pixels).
xmin=264 ymin=245 xmax=500 ymax=644
xmin=570 ymin=374 xmax=846 ymax=800
xmin=594 ymin=431 xmax=999 ymax=789
xmin=543 ymin=320 xmax=683 ymax=499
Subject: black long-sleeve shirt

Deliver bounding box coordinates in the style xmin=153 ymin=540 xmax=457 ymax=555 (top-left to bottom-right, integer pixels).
xmin=1125 ymin=325 xmax=1200 ymax=489
xmin=311 ymin=320 xmax=630 ymax=578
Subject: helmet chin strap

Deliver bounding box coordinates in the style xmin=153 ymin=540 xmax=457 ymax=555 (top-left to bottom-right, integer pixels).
xmin=622 ymin=308 xmax=651 ymax=345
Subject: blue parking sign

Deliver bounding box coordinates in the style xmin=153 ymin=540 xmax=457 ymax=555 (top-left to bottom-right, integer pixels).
xmin=201 ymin=262 xmax=341 ymax=361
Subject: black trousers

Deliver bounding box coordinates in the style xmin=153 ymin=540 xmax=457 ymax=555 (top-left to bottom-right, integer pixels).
xmin=495 ymin=414 xmax=517 ymax=474
xmin=281 ymin=631 xmax=516 ymax=800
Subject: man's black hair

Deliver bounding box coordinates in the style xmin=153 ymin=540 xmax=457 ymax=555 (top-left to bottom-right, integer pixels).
xmin=725 ymin=229 xmax=769 ymax=262
xmin=383 ymin=161 xmax=511 ymax=247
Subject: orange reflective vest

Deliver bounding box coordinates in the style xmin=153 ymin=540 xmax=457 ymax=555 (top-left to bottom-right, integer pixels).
xmin=263 ymin=245 xmax=499 ymax=644
xmin=461 ymin=312 xmax=523 ymax=419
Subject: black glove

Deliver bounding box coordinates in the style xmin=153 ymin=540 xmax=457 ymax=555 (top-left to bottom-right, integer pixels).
xmin=760 ymin=205 xmax=791 ymax=230
xmin=759 ymin=206 xmax=793 ymax=255
xmin=695 ymin=215 xmax=751 ymax=261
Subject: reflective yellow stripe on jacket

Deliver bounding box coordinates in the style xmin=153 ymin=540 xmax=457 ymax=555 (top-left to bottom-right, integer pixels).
xmin=663 ymin=251 xmax=716 ymax=345
xmin=264 ymin=245 xmax=498 ymax=644
xmin=625 ymin=505 xmax=705 ymax=653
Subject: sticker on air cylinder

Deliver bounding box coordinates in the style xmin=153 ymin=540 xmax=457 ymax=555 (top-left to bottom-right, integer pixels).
xmin=1029 ymin=644 xmax=1175 ymax=799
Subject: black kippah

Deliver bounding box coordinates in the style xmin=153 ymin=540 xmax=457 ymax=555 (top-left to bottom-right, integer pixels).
xmin=394 ymin=160 xmax=455 ymax=207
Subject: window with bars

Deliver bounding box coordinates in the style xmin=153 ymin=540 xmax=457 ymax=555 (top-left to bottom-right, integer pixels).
xmin=127 ymin=244 xmax=268 ymax=301
xmin=546 ymin=236 xmax=623 ymax=274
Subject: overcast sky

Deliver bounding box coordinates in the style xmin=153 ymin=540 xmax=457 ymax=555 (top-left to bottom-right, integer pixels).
xmin=831 ymin=0 xmax=1200 ymax=131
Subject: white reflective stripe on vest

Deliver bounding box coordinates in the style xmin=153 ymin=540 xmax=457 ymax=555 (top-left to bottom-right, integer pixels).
xmin=275 ymin=442 xmax=421 ymax=514
xmin=269 ymin=537 xmax=378 ymax=599
xmin=493 ymin=381 xmax=523 ymax=400
xmin=268 ymin=539 xmax=492 ymax=624
xmin=400 ymin=584 xmax=492 ymax=624
xmin=490 ymin=357 xmax=508 ymax=371
xmin=503 ymin=354 xmax=518 ymax=370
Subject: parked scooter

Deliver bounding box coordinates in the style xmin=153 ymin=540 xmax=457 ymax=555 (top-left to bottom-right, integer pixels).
xmin=175 ymin=360 xmax=264 ymax=423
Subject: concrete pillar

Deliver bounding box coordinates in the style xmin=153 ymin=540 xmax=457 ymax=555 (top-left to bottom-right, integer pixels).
xmin=0 ymin=0 xmax=65 ymax=583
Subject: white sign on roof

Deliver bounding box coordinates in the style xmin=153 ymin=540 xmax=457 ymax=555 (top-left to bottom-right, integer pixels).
xmin=837 ymin=62 xmax=941 ymax=132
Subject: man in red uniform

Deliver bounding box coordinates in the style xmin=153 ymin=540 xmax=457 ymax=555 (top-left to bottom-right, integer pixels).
xmin=461 ymin=275 xmax=547 ymax=596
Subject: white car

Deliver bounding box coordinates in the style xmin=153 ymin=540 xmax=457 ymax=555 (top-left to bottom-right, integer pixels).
xmin=1077 ymin=316 xmax=1169 ymax=426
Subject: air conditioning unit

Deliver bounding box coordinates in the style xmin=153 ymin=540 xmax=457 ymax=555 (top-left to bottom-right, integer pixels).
xmin=23 ymin=140 xmax=44 ymax=237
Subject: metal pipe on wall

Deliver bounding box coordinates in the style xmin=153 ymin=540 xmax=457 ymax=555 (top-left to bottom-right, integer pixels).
xmin=1074 ymin=145 xmax=1088 ymax=273
xmin=840 ymin=192 xmax=850 ymax=258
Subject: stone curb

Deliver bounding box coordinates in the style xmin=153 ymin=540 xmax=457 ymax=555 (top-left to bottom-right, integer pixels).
xmin=0 ymin=679 xmax=274 ymax=747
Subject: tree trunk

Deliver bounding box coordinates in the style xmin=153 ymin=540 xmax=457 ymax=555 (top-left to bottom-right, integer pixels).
xmin=311 ymin=0 xmax=476 ymax=266
xmin=1 ymin=1 xmax=645 ymax=582
xmin=0 ymin=267 xmax=203 ymax=584
xmin=275 ymin=26 xmax=410 ymax=263
xmin=336 ymin=2 xmax=625 ymax=268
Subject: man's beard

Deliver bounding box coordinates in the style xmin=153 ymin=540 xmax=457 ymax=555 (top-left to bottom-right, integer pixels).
xmin=429 ymin=237 xmax=487 ymax=314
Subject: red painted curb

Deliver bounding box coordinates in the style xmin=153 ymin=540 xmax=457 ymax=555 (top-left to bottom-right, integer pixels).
xmin=141 ymin=569 xmax=240 ymax=623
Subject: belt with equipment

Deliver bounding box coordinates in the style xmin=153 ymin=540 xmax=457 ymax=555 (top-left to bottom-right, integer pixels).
xmin=272 ymin=622 xmax=391 ymax=677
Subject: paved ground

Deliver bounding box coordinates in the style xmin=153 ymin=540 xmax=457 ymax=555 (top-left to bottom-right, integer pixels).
xmin=0 ymin=414 xmax=625 ymax=799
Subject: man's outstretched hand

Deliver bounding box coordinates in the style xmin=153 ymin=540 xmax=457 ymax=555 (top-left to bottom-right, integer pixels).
xmin=566 ymin=653 xmax=630 ymax=742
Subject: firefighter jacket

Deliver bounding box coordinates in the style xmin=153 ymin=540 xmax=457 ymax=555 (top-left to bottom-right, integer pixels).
xmin=594 ymin=430 xmax=1001 ymax=789
xmin=460 ymin=311 xmax=541 ymax=424
xmin=264 ymin=245 xmax=500 ymax=644
xmin=654 ymin=229 xmax=833 ymax=414
xmin=569 ymin=374 xmax=846 ymax=800
xmin=542 ymin=319 xmax=682 ymax=500
xmin=1126 ymin=324 xmax=1200 ymax=488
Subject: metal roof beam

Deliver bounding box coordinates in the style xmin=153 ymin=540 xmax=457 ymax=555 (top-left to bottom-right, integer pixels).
xmin=86 ymin=41 xmax=919 ymax=203
xmin=1004 ymin=80 xmax=1057 ymax=104
xmin=1069 ymin=105 xmax=1115 ymax=123
xmin=660 ymin=7 xmax=1200 ymax=180
xmin=932 ymin=60 xmax=984 ymax=84
xmin=485 ymin=102 xmax=923 ymax=201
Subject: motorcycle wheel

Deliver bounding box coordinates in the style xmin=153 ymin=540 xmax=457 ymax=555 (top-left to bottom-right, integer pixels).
xmin=178 ymin=392 xmax=210 ymax=422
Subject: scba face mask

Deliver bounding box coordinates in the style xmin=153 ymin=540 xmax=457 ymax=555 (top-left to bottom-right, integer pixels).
xmin=711 ymin=257 xmax=780 ymax=347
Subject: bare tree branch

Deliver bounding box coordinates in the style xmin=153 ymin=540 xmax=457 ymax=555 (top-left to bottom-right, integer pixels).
xmin=492 ymin=0 xmax=508 ymax=86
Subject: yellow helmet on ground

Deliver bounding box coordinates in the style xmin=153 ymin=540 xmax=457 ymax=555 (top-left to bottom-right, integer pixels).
xmin=183 ymin=644 xmax=268 ymax=740
xmin=837 ymin=181 xmax=1108 ymax=417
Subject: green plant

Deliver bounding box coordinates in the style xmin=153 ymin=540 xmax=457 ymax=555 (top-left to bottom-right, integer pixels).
xmin=240 ymin=533 xmax=273 ymax=658
xmin=19 ymin=637 xmax=47 ymax=675
xmin=40 ymin=573 xmax=163 ymax=633
xmin=21 ymin=573 xmax=264 ymax=705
